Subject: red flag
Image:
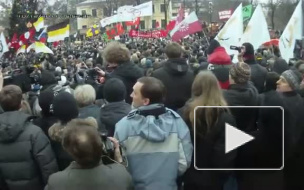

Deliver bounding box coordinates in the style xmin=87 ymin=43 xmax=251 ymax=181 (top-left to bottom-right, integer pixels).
xmin=156 ymin=21 xmax=160 ymax=28
xmin=176 ymin=4 xmax=185 ymax=26
xmin=19 ymin=28 xmax=35 ymax=45
xmin=166 ymin=20 xmax=176 ymax=31
xmin=126 ymin=18 xmax=140 ymax=26
xmin=170 ymin=12 xmax=202 ymax=42
xmin=10 ymin=33 xmax=20 ymax=50
xmin=53 ymin=41 xmax=59 ymax=48
xmin=106 ymin=30 xmax=113 ymax=39
xmin=116 ymin=23 xmax=124 ymax=35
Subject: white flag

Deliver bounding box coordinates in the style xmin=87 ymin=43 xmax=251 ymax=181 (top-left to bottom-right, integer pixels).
xmin=279 ymin=0 xmax=303 ymax=62
xmin=215 ymin=4 xmax=243 ymax=56
xmin=117 ymin=5 xmax=134 ymax=22
xmin=100 ymin=15 xmax=118 ymax=27
xmin=119 ymin=1 xmax=153 ymax=21
xmin=0 ymin=32 xmax=9 ymax=58
xmin=241 ymin=4 xmax=270 ymax=50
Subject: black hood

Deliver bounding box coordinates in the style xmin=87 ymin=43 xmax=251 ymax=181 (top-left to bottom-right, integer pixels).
xmin=273 ymin=58 xmax=289 ymax=75
xmin=164 ymin=58 xmax=189 ymax=75
xmin=100 ymin=102 xmax=131 ymax=128
xmin=112 ymin=62 xmax=144 ymax=80
xmin=227 ymin=82 xmax=259 ymax=106
xmin=0 ymin=111 xmax=32 ymax=143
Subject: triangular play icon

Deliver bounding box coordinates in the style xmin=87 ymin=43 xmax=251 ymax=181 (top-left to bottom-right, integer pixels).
xmin=225 ymin=123 xmax=255 ymax=154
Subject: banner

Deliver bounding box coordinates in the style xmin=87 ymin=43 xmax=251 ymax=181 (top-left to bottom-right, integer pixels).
xmin=117 ymin=1 xmax=153 ymax=21
xmin=100 ymin=15 xmax=118 ymax=27
xmin=219 ymin=9 xmax=233 ymax=20
xmin=279 ymin=0 xmax=303 ymax=62
xmin=242 ymin=4 xmax=253 ymax=21
xmin=129 ymin=29 xmax=168 ymax=38
xmin=241 ymin=4 xmax=270 ymax=50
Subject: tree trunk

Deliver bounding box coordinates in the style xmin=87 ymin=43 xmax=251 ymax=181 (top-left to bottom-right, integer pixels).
xmin=271 ymin=7 xmax=275 ymax=29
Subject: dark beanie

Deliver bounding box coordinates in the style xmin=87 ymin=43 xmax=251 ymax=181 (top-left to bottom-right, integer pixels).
xmin=53 ymin=92 xmax=79 ymax=124
xmin=39 ymin=90 xmax=55 ymax=116
xmin=207 ymin=40 xmax=220 ymax=55
xmin=242 ymin=43 xmax=255 ymax=56
xmin=281 ymin=69 xmax=302 ymax=91
xmin=103 ymin=78 xmax=127 ymax=102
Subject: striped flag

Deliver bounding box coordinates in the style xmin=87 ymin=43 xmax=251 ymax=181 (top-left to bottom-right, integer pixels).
xmin=33 ymin=17 xmax=45 ymax=32
xmin=16 ymin=45 xmax=26 ymax=55
xmin=47 ymin=20 xmax=70 ymax=43
xmin=27 ymin=41 xmax=54 ymax=54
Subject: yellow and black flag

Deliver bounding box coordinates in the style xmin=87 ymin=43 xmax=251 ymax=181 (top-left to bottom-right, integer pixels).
xmin=47 ymin=20 xmax=70 ymax=42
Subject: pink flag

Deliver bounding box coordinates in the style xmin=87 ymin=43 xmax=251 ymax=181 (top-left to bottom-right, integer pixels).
xmin=170 ymin=12 xmax=202 ymax=42
xmin=175 ymin=4 xmax=185 ymax=26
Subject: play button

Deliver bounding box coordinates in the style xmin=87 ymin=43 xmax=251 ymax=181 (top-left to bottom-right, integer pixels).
xmin=225 ymin=123 xmax=255 ymax=154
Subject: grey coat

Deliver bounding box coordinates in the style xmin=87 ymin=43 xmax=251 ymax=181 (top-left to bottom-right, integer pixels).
xmin=0 ymin=111 xmax=58 ymax=190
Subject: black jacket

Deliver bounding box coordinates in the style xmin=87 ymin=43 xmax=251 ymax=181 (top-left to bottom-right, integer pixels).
xmin=110 ymin=62 xmax=144 ymax=104
xmin=0 ymin=111 xmax=58 ymax=190
xmin=244 ymin=59 xmax=268 ymax=93
xmin=78 ymin=104 xmax=104 ymax=131
xmin=182 ymin=108 xmax=236 ymax=190
xmin=152 ymin=58 xmax=194 ymax=111
xmin=33 ymin=116 xmax=58 ymax=139
xmin=223 ymin=82 xmax=259 ymax=132
xmin=100 ymin=101 xmax=131 ymax=137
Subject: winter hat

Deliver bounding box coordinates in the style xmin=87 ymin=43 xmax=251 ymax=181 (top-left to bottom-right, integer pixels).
xmin=273 ymin=58 xmax=289 ymax=75
xmin=103 ymin=78 xmax=127 ymax=103
xmin=55 ymin=66 xmax=62 ymax=74
xmin=146 ymin=59 xmax=153 ymax=68
xmin=281 ymin=69 xmax=302 ymax=91
xmin=207 ymin=40 xmax=220 ymax=55
xmin=53 ymin=92 xmax=79 ymax=124
xmin=39 ymin=90 xmax=55 ymax=116
xmin=230 ymin=62 xmax=251 ymax=84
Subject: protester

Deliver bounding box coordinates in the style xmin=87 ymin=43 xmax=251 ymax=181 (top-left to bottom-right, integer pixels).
xmin=74 ymin=84 xmax=104 ymax=131
xmin=101 ymin=41 xmax=144 ymax=104
xmin=258 ymin=72 xmax=280 ymax=105
xmin=152 ymin=42 xmax=194 ymax=111
xmin=115 ymin=77 xmax=193 ymax=190
xmin=0 ymin=85 xmax=58 ymax=190
xmin=206 ymin=39 xmax=232 ymax=89
xmin=223 ymin=62 xmax=259 ymax=132
xmin=241 ymin=43 xmax=268 ymax=93
xmin=100 ymin=78 xmax=131 ymax=137
xmin=181 ymin=71 xmax=236 ymax=190
xmin=45 ymin=118 xmax=133 ymax=190
xmin=271 ymin=58 xmax=289 ymax=75
xmin=48 ymin=92 xmax=79 ymax=170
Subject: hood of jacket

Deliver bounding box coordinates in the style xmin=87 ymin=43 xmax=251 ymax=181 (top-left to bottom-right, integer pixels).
xmin=0 ymin=111 xmax=32 ymax=143
xmin=100 ymin=101 xmax=131 ymax=127
xmin=273 ymin=58 xmax=289 ymax=75
xmin=164 ymin=58 xmax=189 ymax=75
xmin=112 ymin=62 xmax=144 ymax=80
xmin=127 ymin=104 xmax=180 ymax=142
xmin=208 ymin=47 xmax=231 ymax=65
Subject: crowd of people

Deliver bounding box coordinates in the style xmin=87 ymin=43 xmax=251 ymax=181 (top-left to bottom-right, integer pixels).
xmin=0 ymin=34 xmax=304 ymax=190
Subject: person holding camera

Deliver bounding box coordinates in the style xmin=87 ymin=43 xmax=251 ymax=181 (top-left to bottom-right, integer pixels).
xmin=45 ymin=118 xmax=133 ymax=190
xmin=114 ymin=77 xmax=193 ymax=190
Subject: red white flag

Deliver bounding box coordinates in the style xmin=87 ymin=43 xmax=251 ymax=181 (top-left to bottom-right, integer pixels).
xmin=170 ymin=12 xmax=202 ymax=42
xmin=126 ymin=18 xmax=140 ymax=26
xmin=175 ymin=4 xmax=185 ymax=26
xmin=166 ymin=20 xmax=176 ymax=31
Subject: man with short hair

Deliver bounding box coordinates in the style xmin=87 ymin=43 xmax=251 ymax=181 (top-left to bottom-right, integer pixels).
xmin=45 ymin=118 xmax=133 ymax=190
xmin=152 ymin=42 xmax=194 ymax=111
xmin=115 ymin=77 xmax=193 ymax=190
xmin=0 ymin=85 xmax=58 ymax=190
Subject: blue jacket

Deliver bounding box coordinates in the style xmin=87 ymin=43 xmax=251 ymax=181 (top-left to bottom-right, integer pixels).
xmin=114 ymin=104 xmax=193 ymax=190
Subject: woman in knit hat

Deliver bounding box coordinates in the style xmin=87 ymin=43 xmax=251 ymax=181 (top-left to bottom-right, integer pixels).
xmin=277 ymin=69 xmax=302 ymax=93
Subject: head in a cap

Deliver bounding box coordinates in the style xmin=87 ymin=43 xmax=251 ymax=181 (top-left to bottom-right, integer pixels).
xmin=53 ymin=92 xmax=79 ymax=125
xmin=39 ymin=90 xmax=55 ymax=116
xmin=229 ymin=62 xmax=251 ymax=84
xmin=103 ymin=78 xmax=127 ymax=103
xmin=207 ymin=40 xmax=220 ymax=55
xmin=277 ymin=69 xmax=302 ymax=92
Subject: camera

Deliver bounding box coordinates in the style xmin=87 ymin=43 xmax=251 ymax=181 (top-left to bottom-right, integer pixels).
xmin=100 ymin=131 xmax=116 ymax=165
xmin=230 ymin=45 xmax=242 ymax=53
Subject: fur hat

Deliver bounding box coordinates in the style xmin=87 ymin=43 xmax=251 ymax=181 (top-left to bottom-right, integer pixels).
xmin=103 ymin=78 xmax=127 ymax=102
xmin=281 ymin=70 xmax=302 ymax=91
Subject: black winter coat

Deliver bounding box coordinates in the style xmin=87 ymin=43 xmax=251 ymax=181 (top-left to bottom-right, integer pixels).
xmin=223 ymin=82 xmax=259 ymax=132
xmin=181 ymin=108 xmax=237 ymax=190
xmin=78 ymin=104 xmax=105 ymax=131
xmin=109 ymin=62 xmax=144 ymax=104
xmin=244 ymin=59 xmax=268 ymax=93
xmin=0 ymin=111 xmax=58 ymax=190
xmin=236 ymin=91 xmax=284 ymax=190
xmin=152 ymin=58 xmax=194 ymax=111
xmin=100 ymin=101 xmax=131 ymax=137
xmin=33 ymin=116 xmax=58 ymax=139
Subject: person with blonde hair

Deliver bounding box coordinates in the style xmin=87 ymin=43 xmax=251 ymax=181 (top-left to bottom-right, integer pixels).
xmin=181 ymin=71 xmax=236 ymax=190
